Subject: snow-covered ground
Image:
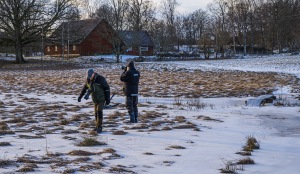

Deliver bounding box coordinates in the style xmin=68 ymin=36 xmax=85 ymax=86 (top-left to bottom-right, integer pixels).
xmin=0 ymin=54 xmax=299 ymax=173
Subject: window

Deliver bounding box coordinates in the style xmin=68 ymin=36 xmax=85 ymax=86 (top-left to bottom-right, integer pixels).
xmin=55 ymin=45 xmax=58 ymax=51
xmin=140 ymin=47 xmax=148 ymax=52
xmin=126 ymin=47 xmax=132 ymax=52
xmin=47 ymin=46 xmax=50 ymax=52
xmin=64 ymin=45 xmax=68 ymax=51
xmin=73 ymin=45 xmax=76 ymax=51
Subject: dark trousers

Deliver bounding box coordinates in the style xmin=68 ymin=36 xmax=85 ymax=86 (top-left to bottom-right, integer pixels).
xmin=126 ymin=96 xmax=138 ymax=114
xmin=94 ymin=101 xmax=104 ymax=128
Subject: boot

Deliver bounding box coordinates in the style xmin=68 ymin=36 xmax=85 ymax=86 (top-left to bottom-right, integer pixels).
xmin=134 ymin=112 xmax=138 ymax=123
xmin=96 ymin=111 xmax=103 ymax=133
xmin=129 ymin=112 xmax=135 ymax=123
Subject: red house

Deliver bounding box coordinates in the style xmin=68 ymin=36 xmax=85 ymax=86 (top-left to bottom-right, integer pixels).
xmin=45 ymin=19 xmax=154 ymax=57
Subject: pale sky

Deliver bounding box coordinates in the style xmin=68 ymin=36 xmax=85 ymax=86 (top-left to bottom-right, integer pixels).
xmin=152 ymin=0 xmax=213 ymax=13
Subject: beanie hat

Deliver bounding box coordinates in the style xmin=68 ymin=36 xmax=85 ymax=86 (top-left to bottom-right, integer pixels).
xmin=87 ymin=68 xmax=94 ymax=79
xmin=127 ymin=60 xmax=134 ymax=68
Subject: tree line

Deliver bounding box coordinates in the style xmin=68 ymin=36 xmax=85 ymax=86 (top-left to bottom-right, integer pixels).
xmin=0 ymin=0 xmax=300 ymax=63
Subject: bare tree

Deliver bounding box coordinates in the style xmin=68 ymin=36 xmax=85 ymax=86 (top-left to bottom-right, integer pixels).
xmin=94 ymin=0 xmax=129 ymax=62
xmin=126 ymin=0 xmax=156 ymax=56
xmin=90 ymin=3 xmax=114 ymax=21
xmin=0 ymin=0 xmax=75 ymax=63
xmin=161 ymin=0 xmax=178 ymax=50
xmin=127 ymin=0 xmax=155 ymax=31
xmin=208 ymin=0 xmax=230 ymax=58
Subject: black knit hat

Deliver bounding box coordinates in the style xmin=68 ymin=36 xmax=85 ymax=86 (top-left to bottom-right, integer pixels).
xmin=127 ymin=60 xmax=134 ymax=68
xmin=87 ymin=68 xmax=94 ymax=79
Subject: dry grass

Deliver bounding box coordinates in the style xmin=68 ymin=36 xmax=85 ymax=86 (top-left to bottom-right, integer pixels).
xmin=101 ymin=148 xmax=116 ymax=154
xmin=174 ymin=116 xmax=186 ymax=122
xmin=0 ymin=159 xmax=15 ymax=167
xmin=61 ymin=129 xmax=80 ymax=134
xmin=109 ymin=165 xmax=136 ymax=174
xmin=76 ymin=137 xmax=106 ymax=146
xmin=0 ymin=142 xmax=11 ymax=146
xmin=237 ymin=157 xmax=255 ymax=165
xmin=168 ymin=145 xmax=186 ymax=149
xmin=197 ymin=115 xmax=224 ymax=122
xmin=16 ymin=163 xmax=38 ymax=172
xmin=219 ymin=160 xmax=243 ymax=173
xmin=242 ymin=135 xmax=260 ymax=152
xmin=0 ymin=62 xmax=297 ymax=98
xmin=68 ymin=150 xmax=96 ymax=156
xmin=172 ymin=124 xmax=196 ymax=129
xmin=144 ymin=152 xmax=154 ymax=155
xmin=112 ymin=130 xmax=128 ymax=135
xmin=236 ymin=151 xmax=252 ymax=156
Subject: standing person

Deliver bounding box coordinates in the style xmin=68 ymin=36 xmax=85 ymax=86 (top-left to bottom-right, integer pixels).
xmin=78 ymin=68 xmax=110 ymax=133
xmin=120 ymin=60 xmax=140 ymax=123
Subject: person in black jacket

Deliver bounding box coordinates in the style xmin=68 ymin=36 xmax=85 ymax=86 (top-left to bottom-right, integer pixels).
xmin=78 ymin=68 xmax=110 ymax=133
xmin=120 ymin=60 xmax=140 ymax=123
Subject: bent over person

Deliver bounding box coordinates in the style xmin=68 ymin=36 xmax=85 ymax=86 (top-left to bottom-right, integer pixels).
xmin=120 ymin=61 xmax=140 ymax=123
xmin=78 ymin=68 xmax=110 ymax=133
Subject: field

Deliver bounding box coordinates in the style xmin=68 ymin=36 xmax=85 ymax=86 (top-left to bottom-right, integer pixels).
xmin=0 ymin=55 xmax=299 ymax=173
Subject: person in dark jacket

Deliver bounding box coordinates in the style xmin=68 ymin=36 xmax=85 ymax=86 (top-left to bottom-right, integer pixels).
xmin=78 ymin=68 xmax=110 ymax=133
xmin=120 ymin=60 xmax=140 ymax=123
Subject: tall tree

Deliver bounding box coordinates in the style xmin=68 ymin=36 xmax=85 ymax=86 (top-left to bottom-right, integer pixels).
xmin=127 ymin=0 xmax=155 ymax=32
xmin=93 ymin=0 xmax=129 ymax=62
xmin=208 ymin=0 xmax=230 ymax=58
xmin=126 ymin=0 xmax=155 ymax=56
xmin=161 ymin=0 xmax=178 ymax=50
xmin=0 ymin=0 xmax=75 ymax=63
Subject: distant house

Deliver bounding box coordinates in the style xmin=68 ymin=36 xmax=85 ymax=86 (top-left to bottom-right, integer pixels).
xmin=45 ymin=19 xmax=118 ymax=57
xmin=45 ymin=19 xmax=154 ymax=57
xmin=119 ymin=31 xmax=154 ymax=56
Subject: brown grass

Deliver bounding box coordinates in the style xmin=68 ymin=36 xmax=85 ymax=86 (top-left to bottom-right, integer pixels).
xmin=101 ymin=148 xmax=116 ymax=154
xmin=237 ymin=157 xmax=255 ymax=165
xmin=197 ymin=115 xmax=224 ymax=122
xmin=243 ymin=136 xmax=260 ymax=152
xmin=168 ymin=145 xmax=186 ymax=149
xmin=0 ymin=142 xmax=11 ymax=146
xmin=112 ymin=130 xmax=128 ymax=135
xmin=0 ymin=62 xmax=297 ymax=98
xmin=109 ymin=165 xmax=136 ymax=174
xmin=77 ymin=137 xmax=106 ymax=146
xmin=68 ymin=150 xmax=96 ymax=156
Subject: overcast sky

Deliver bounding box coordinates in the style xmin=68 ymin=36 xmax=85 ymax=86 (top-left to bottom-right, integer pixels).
xmin=152 ymin=0 xmax=213 ymax=13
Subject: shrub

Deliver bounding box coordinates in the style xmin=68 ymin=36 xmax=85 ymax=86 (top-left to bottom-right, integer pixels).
xmin=243 ymin=135 xmax=260 ymax=152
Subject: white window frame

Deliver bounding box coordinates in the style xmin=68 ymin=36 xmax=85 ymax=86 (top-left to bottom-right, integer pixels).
xmin=140 ymin=47 xmax=148 ymax=52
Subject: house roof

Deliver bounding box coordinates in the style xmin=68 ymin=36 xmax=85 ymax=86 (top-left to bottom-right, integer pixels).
xmin=47 ymin=19 xmax=154 ymax=48
xmin=118 ymin=31 xmax=154 ymax=47
xmin=47 ymin=19 xmax=103 ymax=45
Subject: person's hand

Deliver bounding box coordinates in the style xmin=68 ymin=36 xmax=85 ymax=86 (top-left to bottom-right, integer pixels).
xmin=84 ymin=93 xmax=89 ymax=100
xmin=106 ymin=99 xmax=110 ymax=105
xmin=78 ymin=96 xmax=82 ymax=102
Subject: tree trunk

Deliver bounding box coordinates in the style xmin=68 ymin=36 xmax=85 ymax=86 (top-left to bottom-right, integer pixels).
xmin=243 ymin=25 xmax=247 ymax=56
xmin=116 ymin=54 xmax=120 ymax=63
xmin=15 ymin=42 xmax=25 ymax=63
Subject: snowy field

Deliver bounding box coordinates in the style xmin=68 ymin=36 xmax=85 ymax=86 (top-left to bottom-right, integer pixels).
xmin=0 ymin=54 xmax=299 ymax=173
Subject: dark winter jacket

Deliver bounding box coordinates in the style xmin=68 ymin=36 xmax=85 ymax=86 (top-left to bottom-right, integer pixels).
xmin=79 ymin=73 xmax=110 ymax=104
xmin=120 ymin=64 xmax=140 ymax=97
